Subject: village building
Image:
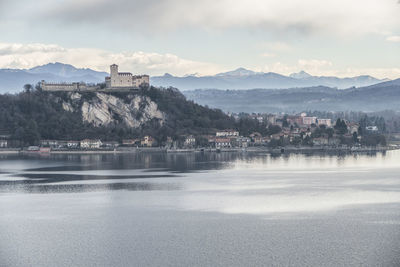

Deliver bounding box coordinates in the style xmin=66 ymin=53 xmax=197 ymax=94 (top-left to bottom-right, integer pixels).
xmin=102 ymin=141 xmax=119 ymax=148
xmin=365 ymin=126 xmax=379 ymax=132
xmin=317 ymin=119 xmax=332 ymax=127
xmin=40 ymin=140 xmax=59 ymax=148
xmin=266 ymin=115 xmax=277 ymax=125
xmin=58 ymin=141 xmax=68 ymax=148
xmin=302 ymin=116 xmax=317 ymax=125
xmin=80 ymin=139 xmax=102 ymax=149
xmin=67 ymin=141 xmax=80 ymax=149
xmin=347 ymin=123 xmax=360 ymax=134
xmin=313 ymin=137 xmax=330 ymax=146
xmin=141 ymin=136 xmax=154 ymax=147
xmin=250 ymin=132 xmax=263 ymax=144
xmin=0 ymin=139 xmax=7 ymax=148
xmin=287 ymin=115 xmax=304 ymax=126
xmin=216 ymin=129 xmax=239 ymax=137
xmin=184 ymin=135 xmax=196 ymax=147
xmin=234 ymin=136 xmax=250 ymax=148
xmin=215 ymin=138 xmax=231 ymax=148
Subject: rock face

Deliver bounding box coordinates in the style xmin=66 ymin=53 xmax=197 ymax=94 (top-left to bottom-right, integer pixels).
xmin=62 ymin=92 xmax=164 ymax=128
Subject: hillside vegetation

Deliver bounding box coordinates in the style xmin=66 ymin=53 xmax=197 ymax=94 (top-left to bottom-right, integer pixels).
xmin=0 ymin=86 xmax=254 ymax=146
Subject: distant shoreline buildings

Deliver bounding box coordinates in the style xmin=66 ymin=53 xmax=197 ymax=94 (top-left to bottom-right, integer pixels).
xmin=41 ymin=64 xmax=149 ymax=92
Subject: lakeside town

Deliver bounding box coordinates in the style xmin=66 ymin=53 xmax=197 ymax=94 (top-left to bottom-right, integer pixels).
xmin=1 ymin=112 xmax=397 ymax=154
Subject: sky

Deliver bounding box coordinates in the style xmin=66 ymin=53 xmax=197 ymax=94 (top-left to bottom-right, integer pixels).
xmin=0 ymin=0 xmax=400 ymax=78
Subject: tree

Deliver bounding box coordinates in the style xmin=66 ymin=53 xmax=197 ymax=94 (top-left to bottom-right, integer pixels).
xmin=23 ymin=84 xmax=33 ymax=93
xmin=327 ymin=128 xmax=334 ymax=139
xmin=334 ymin=119 xmax=347 ymax=135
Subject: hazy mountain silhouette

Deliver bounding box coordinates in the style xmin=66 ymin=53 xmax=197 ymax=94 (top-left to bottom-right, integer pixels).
xmin=151 ymin=67 xmax=384 ymax=90
xmin=183 ymin=79 xmax=400 ymax=113
xmin=0 ymin=63 xmax=108 ymax=92
xmin=0 ymin=63 xmax=387 ymax=93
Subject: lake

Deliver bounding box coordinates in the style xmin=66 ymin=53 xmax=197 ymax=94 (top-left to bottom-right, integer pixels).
xmin=1 ymin=151 xmax=400 ymax=266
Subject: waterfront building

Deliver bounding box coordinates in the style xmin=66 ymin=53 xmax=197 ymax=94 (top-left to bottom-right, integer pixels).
xmin=141 ymin=136 xmax=154 ymax=147
xmin=80 ymin=139 xmax=102 ymax=149
xmin=0 ymin=139 xmax=7 ymax=148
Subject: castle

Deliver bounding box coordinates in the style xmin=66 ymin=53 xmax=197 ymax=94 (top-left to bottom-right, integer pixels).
xmin=105 ymin=64 xmax=149 ymax=89
xmin=41 ymin=64 xmax=149 ymax=92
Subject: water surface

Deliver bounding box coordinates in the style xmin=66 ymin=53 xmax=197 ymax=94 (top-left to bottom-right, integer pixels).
xmin=1 ymin=151 xmax=400 ymax=266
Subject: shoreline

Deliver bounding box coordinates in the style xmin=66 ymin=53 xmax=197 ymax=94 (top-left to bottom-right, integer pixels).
xmin=0 ymin=146 xmax=397 ymax=155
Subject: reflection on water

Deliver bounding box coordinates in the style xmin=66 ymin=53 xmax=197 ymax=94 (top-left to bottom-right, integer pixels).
xmin=1 ymin=151 xmax=400 ymax=266
xmin=0 ymin=151 xmax=397 ymax=196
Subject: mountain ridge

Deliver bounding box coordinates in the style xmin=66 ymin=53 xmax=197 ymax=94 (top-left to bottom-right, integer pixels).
xmin=0 ymin=63 xmax=108 ymax=92
xmin=0 ymin=63 xmax=388 ymax=92
xmin=182 ymin=81 xmax=400 ymax=113
xmin=151 ymin=67 xmax=385 ymax=90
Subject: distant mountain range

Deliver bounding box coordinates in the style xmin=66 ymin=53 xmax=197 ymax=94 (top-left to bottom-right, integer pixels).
xmin=0 ymin=63 xmax=108 ymax=92
xmin=151 ymin=68 xmax=386 ymax=90
xmin=0 ymin=63 xmax=387 ymax=93
xmin=182 ymin=78 xmax=400 ymax=113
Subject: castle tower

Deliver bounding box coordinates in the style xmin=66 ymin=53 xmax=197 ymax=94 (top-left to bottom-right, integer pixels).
xmin=110 ymin=64 xmax=118 ymax=87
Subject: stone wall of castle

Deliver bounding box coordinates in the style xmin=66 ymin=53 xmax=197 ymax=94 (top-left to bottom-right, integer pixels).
xmin=133 ymin=75 xmax=150 ymax=87
xmin=41 ymin=82 xmax=99 ymax=92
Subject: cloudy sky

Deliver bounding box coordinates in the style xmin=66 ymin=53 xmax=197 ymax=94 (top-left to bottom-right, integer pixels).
xmin=0 ymin=0 xmax=400 ymax=78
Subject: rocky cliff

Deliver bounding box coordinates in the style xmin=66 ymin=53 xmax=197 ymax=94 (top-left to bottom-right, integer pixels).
xmin=60 ymin=92 xmax=165 ymax=128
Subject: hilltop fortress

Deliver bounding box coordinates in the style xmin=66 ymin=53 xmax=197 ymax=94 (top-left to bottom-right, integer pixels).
xmin=41 ymin=64 xmax=150 ymax=92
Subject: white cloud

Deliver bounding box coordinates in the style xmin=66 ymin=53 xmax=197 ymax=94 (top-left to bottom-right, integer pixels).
xmin=386 ymin=35 xmax=400 ymax=42
xmin=262 ymin=62 xmax=295 ymax=74
xmin=262 ymin=60 xmax=400 ymax=79
xmin=0 ymin=42 xmax=223 ymax=76
xmin=257 ymin=41 xmax=292 ymax=52
xmin=262 ymin=59 xmax=332 ymax=75
xmin=298 ymin=59 xmax=333 ymax=69
xmin=260 ymin=52 xmax=276 ymax=58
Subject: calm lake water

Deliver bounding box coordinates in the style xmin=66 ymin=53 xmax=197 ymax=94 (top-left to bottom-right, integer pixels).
xmin=1 ymin=151 xmax=400 ymax=266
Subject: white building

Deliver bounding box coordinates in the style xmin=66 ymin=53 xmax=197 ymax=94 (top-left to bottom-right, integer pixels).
xmin=366 ymin=126 xmax=378 ymax=132
xmin=215 ymin=138 xmax=231 ymax=148
xmin=317 ymin=119 xmax=332 ymax=127
xmin=184 ymin=135 xmax=196 ymax=147
xmin=216 ymin=129 xmax=239 ymax=137
xmin=105 ymin=64 xmax=149 ymax=89
xmin=0 ymin=140 xmax=7 ymax=148
xmin=141 ymin=136 xmax=154 ymax=147
xmin=67 ymin=141 xmax=80 ymax=149
xmin=302 ymin=117 xmax=317 ymax=125
xmin=80 ymin=139 xmax=102 ymax=149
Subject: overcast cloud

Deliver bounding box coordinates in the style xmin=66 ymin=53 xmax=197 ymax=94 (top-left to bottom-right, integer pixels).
xmin=0 ymin=0 xmax=399 ymax=78
xmin=40 ymin=0 xmax=400 ymax=36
